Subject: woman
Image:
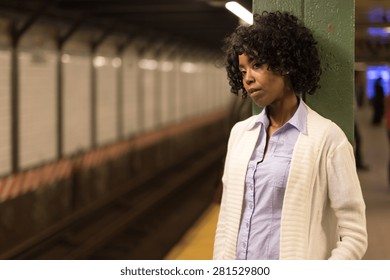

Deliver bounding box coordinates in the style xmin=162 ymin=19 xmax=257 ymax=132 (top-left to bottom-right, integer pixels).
xmin=213 ymin=11 xmax=367 ymax=260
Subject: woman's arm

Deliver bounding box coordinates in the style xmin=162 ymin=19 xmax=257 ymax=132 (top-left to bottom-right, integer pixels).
xmin=327 ymin=139 xmax=368 ymax=259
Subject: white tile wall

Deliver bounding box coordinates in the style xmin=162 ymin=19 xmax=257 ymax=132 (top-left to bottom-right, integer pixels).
xmin=63 ymin=54 xmax=91 ymax=156
xmin=19 ymin=51 xmax=57 ymax=169
xmin=192 ymin=64 xmax=204 ymax=117
xmin=182 ymin=72 xmax=191 ymax=119
xmin=175 ymin=60 xmax=185 ymax=122
xmin=219 ymin=66 xmax=231 ymax=108
xmin=207 ymin=63 xmax=218 ymax=111
xmin=0 ymin=34 xmax=234 ymax=178
xmin=160 ymin=62 xmax=175 ymax=126
xmin=0 ymin=50 xmax=11 ymax=175
xmin=198 ymin=63 xmax=210 ymax=115
xmin=191 ymin=64 xmax=200 ymax=116
xmin=123 ymin=50 xmax=139 ymax=136
xmin=154 ymin=67 xmax=162 ymax=128
xmin=141 ymin=68 xmax=157 ymax=131
xmin=96 ymin=58 xmax=118 ymax=145
xmin=173 ymin=59 xmax=181 ymax=123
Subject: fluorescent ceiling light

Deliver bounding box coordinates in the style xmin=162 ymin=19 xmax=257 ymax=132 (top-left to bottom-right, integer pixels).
xmin=93 ymin=56 xmax=106 ymax=67
xmin=180 ymin=62 xmax=198 ymax=73
xmin=225 ymin=1 xmax=253 ymax=25
xmin=367 ymin=27 xmax=390 ymax=37
xmin=138 ymin=59 xmax=158 ymax=70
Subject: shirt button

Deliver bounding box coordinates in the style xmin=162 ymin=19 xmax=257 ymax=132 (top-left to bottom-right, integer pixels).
xmin=246 ymin=222 xmax=249 ymax=228
xmin=249 ymin=203 xmax=253 ymax=209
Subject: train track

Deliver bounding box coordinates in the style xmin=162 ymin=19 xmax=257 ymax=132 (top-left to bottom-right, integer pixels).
xmin=1 ymin=144 xmax=225 ymax=260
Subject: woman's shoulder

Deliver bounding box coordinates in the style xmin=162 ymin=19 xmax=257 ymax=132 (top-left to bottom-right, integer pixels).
xmin=226 ymin=114 xmax=259 ymax=146
xmin=306 ymin=105 xmax=348 ymax=143
xmin=231 ymin=114 xmax=259 ymax=132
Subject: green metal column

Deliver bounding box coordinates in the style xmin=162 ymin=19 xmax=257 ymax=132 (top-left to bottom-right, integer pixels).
xmin=252 ymin=0 xmax=355 ymax=142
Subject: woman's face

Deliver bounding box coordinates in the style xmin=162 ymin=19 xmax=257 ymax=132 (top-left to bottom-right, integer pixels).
xmin=238 ymin=54 xmax=292 ymax=107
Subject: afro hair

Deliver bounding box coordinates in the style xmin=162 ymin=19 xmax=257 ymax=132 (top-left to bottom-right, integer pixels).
xmin=223 ymin=11 xmax=321 ymax=98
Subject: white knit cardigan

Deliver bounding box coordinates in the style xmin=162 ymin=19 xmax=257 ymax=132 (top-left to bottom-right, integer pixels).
xmin=213 ymin=103 xmax=367 ymax=260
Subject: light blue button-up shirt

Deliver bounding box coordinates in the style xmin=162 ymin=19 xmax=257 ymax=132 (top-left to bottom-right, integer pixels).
xmin=236 ymin=99 xmax=307 ymax=260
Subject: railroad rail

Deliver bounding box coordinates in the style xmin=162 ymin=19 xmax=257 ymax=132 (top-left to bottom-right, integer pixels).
xmin=1 ymin=144 xmax=225 ymax=260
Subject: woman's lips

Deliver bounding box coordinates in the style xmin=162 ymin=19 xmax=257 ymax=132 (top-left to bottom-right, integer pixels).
xmin=249 ymin=88 xmax=262 ymax=96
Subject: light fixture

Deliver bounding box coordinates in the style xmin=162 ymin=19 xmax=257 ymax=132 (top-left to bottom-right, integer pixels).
xmin=180 ymin=62 xmax=198 ymax=73
xmin=61 ymin=54 xmax=71 ymax=63
xmin=367 ymin=27 xmax=390 ymax=37
xmin=138 ymin=59 xmax=158 ymax=70
xmin=93 ymin=56 xmax=106 ymax=68
xmin=111 ymin=57 xmax=122 ymax=68
xmin=159 ymin=61 xmax=174 ymax=72
xmin=225 ymin=1 xmax=253 ymax=25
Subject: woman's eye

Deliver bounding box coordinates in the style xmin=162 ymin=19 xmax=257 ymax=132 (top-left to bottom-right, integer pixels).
xmin=240 ymin=71 xmax=246 ymax=77
xmin=253 ymin=63 xmax=263 ymax=69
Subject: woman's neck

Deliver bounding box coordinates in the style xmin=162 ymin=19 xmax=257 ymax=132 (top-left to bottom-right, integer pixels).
xmin=267 ymin=95 xmax=299 ymax=128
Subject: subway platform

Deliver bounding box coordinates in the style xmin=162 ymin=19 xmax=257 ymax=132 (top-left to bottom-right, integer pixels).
xmin=165 ymin=103 xmax=390 ymax=260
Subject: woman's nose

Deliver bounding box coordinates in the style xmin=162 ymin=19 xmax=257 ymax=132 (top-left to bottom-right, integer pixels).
xmin=244 ymin=70 xmax=254 ymax=85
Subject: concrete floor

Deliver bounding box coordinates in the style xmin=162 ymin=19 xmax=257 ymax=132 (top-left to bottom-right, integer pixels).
xmin=165 ymin=104 xmax=390 ymax=260
xmin=356 ymin=104 xmax=390 ymax=259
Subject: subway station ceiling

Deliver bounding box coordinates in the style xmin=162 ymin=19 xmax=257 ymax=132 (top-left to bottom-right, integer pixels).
xmin=0 ymin=0 xmax=389 ymax=62
xmin=0 ymin=0 xmax=252 ymax=53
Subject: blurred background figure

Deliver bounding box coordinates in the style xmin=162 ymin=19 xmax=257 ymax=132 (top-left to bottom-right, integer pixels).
xmin=355 ymin=71 xmax=369 ymax=170
xmin=385 ymin=95 xmax=390 ymax=187
xmin=372 ymin=77 xmax=385 ymax=125
xmin=356 ymin=73 xmax=365 ymax=107
xmin=355 ymin=122 xmax=369 ymax=170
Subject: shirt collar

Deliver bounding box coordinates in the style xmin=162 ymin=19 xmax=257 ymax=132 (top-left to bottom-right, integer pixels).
xmin=246 ymin=98 xmax=308 ymax=135
xmin=288 ymin=99 xmax=308 ymax=135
